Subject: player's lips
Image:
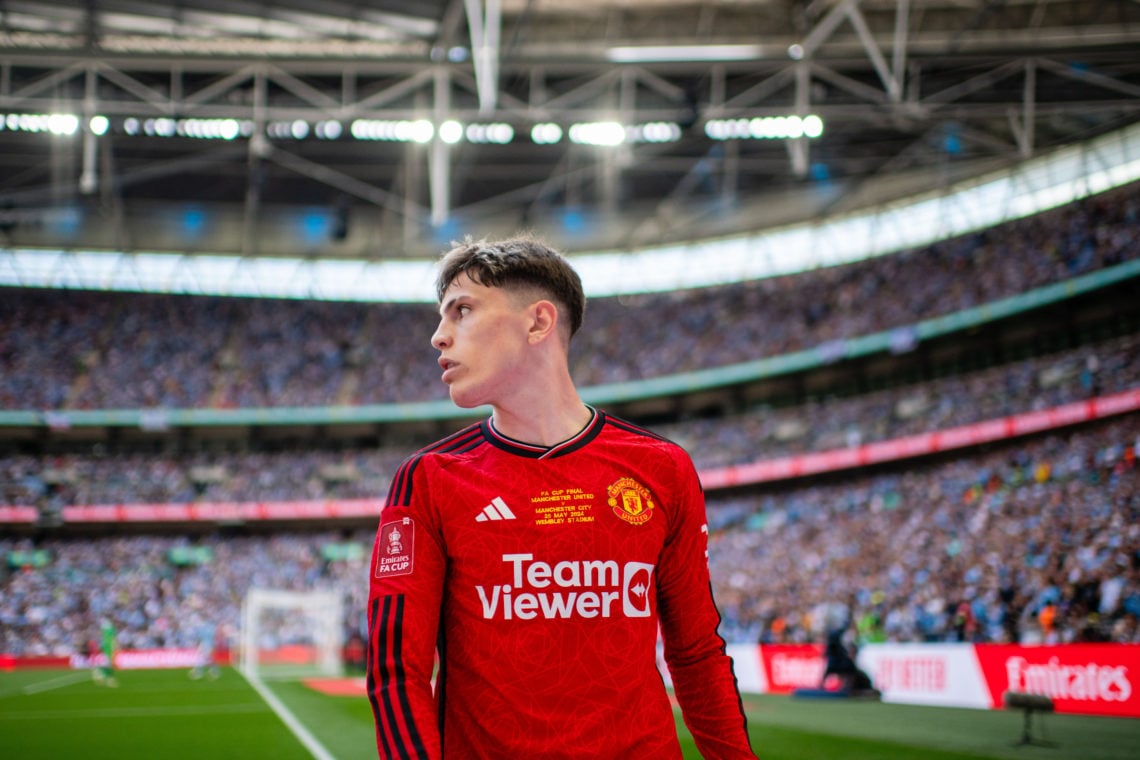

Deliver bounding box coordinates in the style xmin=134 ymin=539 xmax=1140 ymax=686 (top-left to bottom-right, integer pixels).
xmin=438 ymin=357 xmax=458 ymax=383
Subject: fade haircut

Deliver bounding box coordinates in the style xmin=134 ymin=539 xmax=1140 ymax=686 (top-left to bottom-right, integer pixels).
xmin=435 ymin=235 xmax=586 ymax=339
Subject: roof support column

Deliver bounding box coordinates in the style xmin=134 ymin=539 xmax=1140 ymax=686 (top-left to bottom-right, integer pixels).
xmin=429 ymin=66 xmax=452 ymax=228
xmin=242 ymin=67 xmax=268 ymax=257
xmin=788 ymin=61 xmax=811 ymax=178
xmin=80 ymin=65 xmax=98 ymax=195
xmin=464 ymin=0 xmax=501 ymax=115
xmin=1023 ymin=58 xmax=1037 ymax=158
xmin=892 ymin=0 xmax=910 ymax=100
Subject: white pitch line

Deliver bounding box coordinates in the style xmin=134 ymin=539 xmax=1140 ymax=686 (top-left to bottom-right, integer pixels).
xmin=21 ymin=671 xmax=92 ymax=695
xmin=1 ymin=702 xmax=268 ymax=720
xmin=239 ymin=669 xmax=338 ymax=760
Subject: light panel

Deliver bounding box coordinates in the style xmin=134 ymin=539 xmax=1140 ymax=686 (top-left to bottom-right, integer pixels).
xmin=1 ymin=112 xmax=80 ymax=135
xmin=607 ymin=44 xmax=764 ymax=63
xmin=705 ymin=115 xmax=824 ymax=140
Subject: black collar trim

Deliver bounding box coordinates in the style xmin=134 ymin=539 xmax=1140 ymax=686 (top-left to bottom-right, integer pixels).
xmin=481 ymin=406 xmax=604 ymax=459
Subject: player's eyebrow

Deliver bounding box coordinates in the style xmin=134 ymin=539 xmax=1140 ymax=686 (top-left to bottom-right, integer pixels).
xmin=439 ymin=292 xmax=470 ymax=317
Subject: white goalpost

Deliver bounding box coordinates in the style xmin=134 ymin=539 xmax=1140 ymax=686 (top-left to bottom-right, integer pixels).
xmin=239 ymin=588 xmax=345 ymax=680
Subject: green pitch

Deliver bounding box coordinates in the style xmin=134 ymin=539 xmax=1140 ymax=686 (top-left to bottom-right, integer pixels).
xmin=2 ymin=667 xmax=1138 ymax=759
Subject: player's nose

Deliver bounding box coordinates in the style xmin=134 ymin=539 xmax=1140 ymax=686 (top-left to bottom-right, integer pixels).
xmin=431 ymin=320 xmax=451 ymax=349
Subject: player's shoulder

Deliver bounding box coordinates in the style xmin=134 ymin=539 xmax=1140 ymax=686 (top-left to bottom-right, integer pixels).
xmin=599 ymin=410 xmax=689 ymax=458
xmin=405 ymin=421 xmax=486 ymax=464
xmin=384 ymin=422 xmax=487 ymax=508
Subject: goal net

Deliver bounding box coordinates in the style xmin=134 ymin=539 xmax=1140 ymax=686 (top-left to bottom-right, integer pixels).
xmin=240 ymin=588 xmax=344 ymax=680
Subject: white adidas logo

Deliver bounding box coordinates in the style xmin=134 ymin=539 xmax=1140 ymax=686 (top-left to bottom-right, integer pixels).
xmin=476 ymin=497 xmax=517 ymax=522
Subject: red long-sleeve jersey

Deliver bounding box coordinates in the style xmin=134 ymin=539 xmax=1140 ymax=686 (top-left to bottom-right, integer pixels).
xmin=367 ymin=409 xmax=754 ymax=759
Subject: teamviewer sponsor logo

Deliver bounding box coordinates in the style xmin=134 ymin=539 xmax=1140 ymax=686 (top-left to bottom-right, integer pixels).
xmin=475 ymin=553 xmax=655 ymax=621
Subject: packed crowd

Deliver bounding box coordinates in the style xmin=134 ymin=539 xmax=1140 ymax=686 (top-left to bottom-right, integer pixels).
xmin=660 ymin=331 xmax=1140 ymax=467
xmin=2 ymin=330 xmax=1135 ymax=508
xmin=2 ymin=181 xmax=1140 ymax=658
xmin=2 ymin=415 xmax=1137 ymax=658
xmin=0 ymin=528 xmax=371 ymax=659
xmin=1 ymin=181 xmax=1137 ymax=410
xmin=1 ymin=447 xmax=406 ymax=511
xmin=575 ymin=181 xmax=1138 ymax=386
xmin=708 ymin=415 xmax=1140 ymax=647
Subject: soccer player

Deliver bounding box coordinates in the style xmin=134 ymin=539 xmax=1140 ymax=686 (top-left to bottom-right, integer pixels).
xmin=189 ymin=621 xmax=221 ymax=680
xmin=95 ymin=618 xmax=117 ymax=687
xmin=367 ymin=236 xmax=755 ymax=758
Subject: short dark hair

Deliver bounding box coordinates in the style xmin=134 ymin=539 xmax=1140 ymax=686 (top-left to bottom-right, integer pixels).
xmin=435 ymin=235 xmax=586 ymax=338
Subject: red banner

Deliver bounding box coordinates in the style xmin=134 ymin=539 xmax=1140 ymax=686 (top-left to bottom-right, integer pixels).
xmin=0 ymin=506 xmax=37 ymax=523
xmin=4 ymin=388 xmax=1139 ymax=521
xmin=974 ymin=643 xmax=1140 ymax=718
xmin=57 ymin=498 xmax=383 ymax=524
xmin=703 ymin=386 xmax=1140 ymax=488
xmin=758 ymin=643 xmax=825 ymax=694
xmin=727 ymin=642 xmax=1140 ymax=717
xmin=0 ymin=654 xmax=71 ymax=670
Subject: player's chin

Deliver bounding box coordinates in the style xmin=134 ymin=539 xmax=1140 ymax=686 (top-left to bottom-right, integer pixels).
xmin=447 ymin=386 xmax=484 ymax=409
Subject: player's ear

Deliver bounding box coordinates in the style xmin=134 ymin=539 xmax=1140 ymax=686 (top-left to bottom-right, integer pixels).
xmin=527 ymin=299 xmax=559 ymax=344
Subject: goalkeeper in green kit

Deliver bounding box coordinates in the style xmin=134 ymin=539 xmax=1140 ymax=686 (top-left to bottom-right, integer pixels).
xmin=94 ymin=618 xmax=117 ymax=687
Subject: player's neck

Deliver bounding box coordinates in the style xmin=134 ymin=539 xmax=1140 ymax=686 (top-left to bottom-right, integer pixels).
xmin=491 ymin=386 xmax=592 ymax=448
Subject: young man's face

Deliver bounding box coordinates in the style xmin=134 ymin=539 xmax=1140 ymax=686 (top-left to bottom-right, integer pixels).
xmin=431 ymin=272 xmax=535 ymax=409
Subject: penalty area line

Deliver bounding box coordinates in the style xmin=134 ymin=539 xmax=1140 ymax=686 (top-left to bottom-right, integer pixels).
xmin=239 ymin=668 xmax=338 ymax=760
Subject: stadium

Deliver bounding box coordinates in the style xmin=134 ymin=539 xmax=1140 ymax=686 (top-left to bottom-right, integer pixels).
xmin=2 ymin=1 xmax=1140 ymax=758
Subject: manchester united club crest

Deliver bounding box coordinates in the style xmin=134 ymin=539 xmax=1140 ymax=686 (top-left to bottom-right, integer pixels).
xmin=608 ymin=477 xmax=655 ymax=525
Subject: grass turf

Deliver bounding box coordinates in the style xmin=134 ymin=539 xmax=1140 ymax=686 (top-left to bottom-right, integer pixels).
xmin=0 ymin=668 xmax=312 ymax=760
xmin=2 ymin=667 xmax=1137 ymax=759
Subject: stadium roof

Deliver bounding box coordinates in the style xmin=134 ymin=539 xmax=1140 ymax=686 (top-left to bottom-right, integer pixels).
xmin=1 ymin=0 xmax=1139 ymax=261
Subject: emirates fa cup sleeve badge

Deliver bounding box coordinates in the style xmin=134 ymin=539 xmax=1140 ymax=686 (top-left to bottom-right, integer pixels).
xmin=375 ymin=517 xmax=414 ymax=578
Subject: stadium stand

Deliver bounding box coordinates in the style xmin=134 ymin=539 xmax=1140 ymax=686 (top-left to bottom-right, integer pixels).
xmin=1 ymin=181 xmax=1136 ymax=410
xmin=2 ymin=331 xmax=1138 ymax=507
xmin=1 ymin=415 xmax=1137 ymax=657
xmin=0 ymin=529 xmax=371 ymax=659
xmin=2 ymin=183 xmax=1139 ymax=659
xmin=708 ymin=415 xmax=1140 ymax=646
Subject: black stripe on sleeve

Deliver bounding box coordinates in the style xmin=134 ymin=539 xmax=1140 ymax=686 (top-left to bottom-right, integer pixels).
xmin=370 ymin=595 xmax=425 ymax=760
xmin=391 ymin=594 xmax=428 ymax=758
xmin=386 ymin=424 xmax=484 ymax=507
xmin=385 ymin=459 xmax=414 ymax=508
xmin=394 ymin=458 xmax=419 ymax=509
xmin=367 ymin=597 xmax=404 ymax=759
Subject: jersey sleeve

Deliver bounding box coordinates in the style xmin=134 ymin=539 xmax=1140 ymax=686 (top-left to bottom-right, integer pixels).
xmin=655 ymin=453 xmax=756 ymax=759
xmin=367 ymin=454 xmax=446 ymax=760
